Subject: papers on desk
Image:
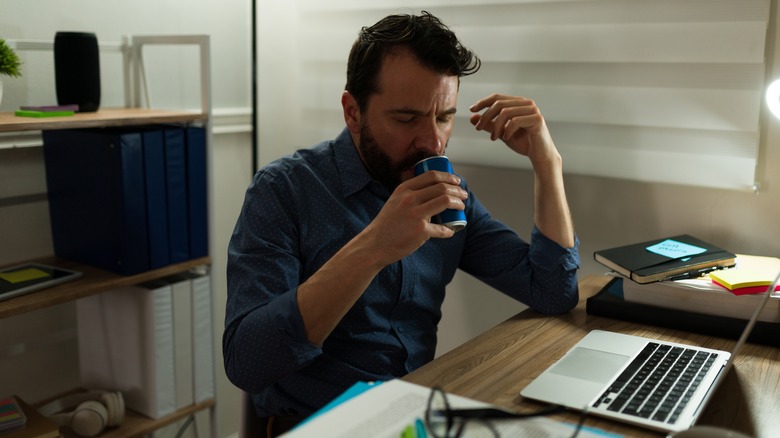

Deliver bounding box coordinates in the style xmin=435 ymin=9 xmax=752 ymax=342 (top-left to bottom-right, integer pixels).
xmin=282 ymin=379 xmax=620 ymax=438
xmin=618 ymin=254 xmax=780 ymax=323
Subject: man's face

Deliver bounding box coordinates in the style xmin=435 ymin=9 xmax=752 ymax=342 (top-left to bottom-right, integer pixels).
xmin=354 ymin=49 xmax=459 ymax=190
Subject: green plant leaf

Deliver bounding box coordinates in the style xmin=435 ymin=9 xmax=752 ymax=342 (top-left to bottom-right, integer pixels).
xmin=0 ymin=38 xmax=23 ymax=78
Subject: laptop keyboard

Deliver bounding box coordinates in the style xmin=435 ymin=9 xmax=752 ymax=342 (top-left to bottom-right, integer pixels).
xmin=592 ymin=342 xmax=718 ymax=424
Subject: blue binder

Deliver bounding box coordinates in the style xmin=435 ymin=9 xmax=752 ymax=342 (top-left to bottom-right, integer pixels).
xmin=186 ymin=126 xmax=208 ymax=259
xmin=142 ymin=129 xmax=171 ymax=269
xmin=43 ymin=129 xmax=150 ymax=275
xmin=164 ymin=127 xmax=190 ymax=263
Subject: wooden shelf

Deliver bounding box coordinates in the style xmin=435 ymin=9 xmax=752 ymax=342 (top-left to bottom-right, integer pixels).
xmin=0 ymin=256 xmax=210 ymax=319
xmin=30 ymin=392 xmax=214 ymax=438
xmin=88 ymin=400 xmax=214 ymax=438
xmin=3 ymin=36 xmax=217 ymax=437
xmin=0 ymin=108 xmax=207 ymax=133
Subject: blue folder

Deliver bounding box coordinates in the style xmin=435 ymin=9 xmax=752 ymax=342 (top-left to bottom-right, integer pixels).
xmin=43 ymin=129 xmax=150 ymax=275
xmin=142 ymin=129 xmax=171 ymax=269
xmin=185 ymin=126 xmax=208 ymax=259
xmin=163 ymin=127 xmax=190 ymax=263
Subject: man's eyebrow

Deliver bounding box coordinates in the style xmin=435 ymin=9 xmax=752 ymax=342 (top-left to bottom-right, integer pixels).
xmin=388 ymin=107 xmax=458 ymax=116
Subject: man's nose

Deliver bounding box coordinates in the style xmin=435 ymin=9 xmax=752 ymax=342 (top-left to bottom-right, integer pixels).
xmin=416 ymin=120 xmax=445 ymax=155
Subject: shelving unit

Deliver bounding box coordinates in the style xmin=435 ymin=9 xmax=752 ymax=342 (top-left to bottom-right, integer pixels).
xmin=1 ymin=35 xmax=216 ymax=438
xmin=0 ymin=109 xmax=215 ymax=438
xmin=25 ymin=393 xmax=215 ymax=438
xmin=100 ymin=400 xmax=215 ymax=438
xmin=0 ymin=108 xmax=207 ymax=133
xmin=0 ymin=255 xmax=210 ymax=319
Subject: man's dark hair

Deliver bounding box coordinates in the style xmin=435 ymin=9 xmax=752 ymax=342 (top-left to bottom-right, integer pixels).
xmin=345 ymin=11 xmax=481 ymax=111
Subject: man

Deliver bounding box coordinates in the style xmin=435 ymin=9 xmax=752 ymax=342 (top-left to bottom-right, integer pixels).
xmin=224 ymin=11 xmax=579 ymax=435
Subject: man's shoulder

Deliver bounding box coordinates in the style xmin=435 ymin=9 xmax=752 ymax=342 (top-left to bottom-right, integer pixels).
xmin=262 ymin=140 xmax=335 ymax=173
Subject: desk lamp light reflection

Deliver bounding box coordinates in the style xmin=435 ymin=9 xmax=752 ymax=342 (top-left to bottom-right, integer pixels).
xmin=765 ymin=79 xmax=780 ymax=120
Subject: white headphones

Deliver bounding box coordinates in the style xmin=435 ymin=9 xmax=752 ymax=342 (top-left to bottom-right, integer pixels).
xmin=38 ymin=391 xmax=125 ymax=437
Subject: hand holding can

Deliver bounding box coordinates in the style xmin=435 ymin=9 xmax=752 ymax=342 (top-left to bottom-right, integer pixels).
xmin=413 ymin=156 xmax=467 ymax=232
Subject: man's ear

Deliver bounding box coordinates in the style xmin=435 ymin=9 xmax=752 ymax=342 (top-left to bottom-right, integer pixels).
xmin=341 ymin=91 xmax=361 ymax=134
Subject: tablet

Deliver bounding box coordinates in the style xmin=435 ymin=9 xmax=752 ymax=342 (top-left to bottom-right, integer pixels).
xmin=0 ymin=263 xmax=83 ymax=302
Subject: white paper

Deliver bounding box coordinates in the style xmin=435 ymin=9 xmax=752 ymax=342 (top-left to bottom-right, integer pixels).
xmin=282 ymin=379 xmax=617 ymax=438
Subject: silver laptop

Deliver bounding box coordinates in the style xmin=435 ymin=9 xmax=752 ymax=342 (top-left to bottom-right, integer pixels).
xmin=521 ymin=270 xmax=780 ymax=433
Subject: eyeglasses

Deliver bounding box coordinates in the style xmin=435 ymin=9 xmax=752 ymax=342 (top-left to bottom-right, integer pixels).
xmin=424 ymin=387 xmax=583 ymax=438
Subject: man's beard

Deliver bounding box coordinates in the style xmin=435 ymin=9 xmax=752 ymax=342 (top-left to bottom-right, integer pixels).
xmin=358 ymin=123 xmax=433 ymax=191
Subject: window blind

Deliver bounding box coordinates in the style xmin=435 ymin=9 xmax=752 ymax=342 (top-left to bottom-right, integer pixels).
xmin=256 ymin=0 xmax=771 ymax=190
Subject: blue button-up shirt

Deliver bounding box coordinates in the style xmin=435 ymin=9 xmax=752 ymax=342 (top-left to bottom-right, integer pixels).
xmin=224 ymin=128 xmax=580 ymax=417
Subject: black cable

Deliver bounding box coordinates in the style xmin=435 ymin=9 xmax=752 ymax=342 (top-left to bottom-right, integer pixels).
xmin=174 ymin=415 xmax=197 ymax=438
xmin=570 ymin=406 xmax=589 ymax=438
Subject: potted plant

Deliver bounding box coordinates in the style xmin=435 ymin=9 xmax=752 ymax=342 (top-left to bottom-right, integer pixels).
xmin=0 ymin=38 xmax=22 ymax=108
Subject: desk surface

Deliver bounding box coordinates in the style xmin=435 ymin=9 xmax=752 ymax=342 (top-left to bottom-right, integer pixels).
xmin=403 ymin=275 xmax=780 ymax=437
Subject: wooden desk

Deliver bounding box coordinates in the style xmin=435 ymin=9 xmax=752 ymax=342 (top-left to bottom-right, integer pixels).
xmin=403 ymin=275 xmax=780 ymax=437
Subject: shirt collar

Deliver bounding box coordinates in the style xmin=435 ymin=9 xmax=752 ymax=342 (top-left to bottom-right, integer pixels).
xmin=333 ymin=127 xmax=379 ymax=198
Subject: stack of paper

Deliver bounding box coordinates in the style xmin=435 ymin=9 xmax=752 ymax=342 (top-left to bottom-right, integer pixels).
xmin=619 ymin=254 xmax=780 ymax=323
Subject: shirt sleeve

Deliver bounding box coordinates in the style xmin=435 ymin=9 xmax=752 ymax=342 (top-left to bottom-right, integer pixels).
xmin=223 ymin=168 xmax=323 ymax=393
xmin=459 ymin=189 xmax=580 ymax=315
xmin=528 ymin=226 xmax=581 ymax=273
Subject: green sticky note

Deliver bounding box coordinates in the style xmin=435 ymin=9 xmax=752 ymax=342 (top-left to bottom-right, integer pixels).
xmin=0 ymin=268 xmax=51 ymax=284
xmin=646 ymin=239 xmax=706 ymax=259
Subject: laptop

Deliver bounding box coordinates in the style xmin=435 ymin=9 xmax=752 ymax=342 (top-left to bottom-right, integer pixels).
xmin=521 ymin=269 xmax=780 ymax=433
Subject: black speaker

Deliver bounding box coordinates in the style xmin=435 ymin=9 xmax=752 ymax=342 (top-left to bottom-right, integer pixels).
xmin=54 ymin=31 xmax=101 ymax=112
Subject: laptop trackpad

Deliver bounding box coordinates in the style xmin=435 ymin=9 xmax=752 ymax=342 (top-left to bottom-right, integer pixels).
xmin=550 ymin=347 xmax=629 ymax=384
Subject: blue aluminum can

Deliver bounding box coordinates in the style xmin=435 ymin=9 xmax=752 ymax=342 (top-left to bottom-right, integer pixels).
xmin=413 ymin=156 xmax=467 ymax=232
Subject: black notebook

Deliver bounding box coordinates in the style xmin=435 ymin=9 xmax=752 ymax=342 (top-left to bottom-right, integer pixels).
xmin=594 ymin=234 xmax=736 ymax=284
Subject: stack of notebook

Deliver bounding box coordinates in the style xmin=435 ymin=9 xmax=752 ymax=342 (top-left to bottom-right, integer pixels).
xmin=603 ymin=254 xmax=780 ymax=322
xmin=590 ymin=235 xmax=779 ymax=345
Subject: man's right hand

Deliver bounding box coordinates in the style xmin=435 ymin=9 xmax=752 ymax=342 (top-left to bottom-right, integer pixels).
xmin=360 ymin=170 xmax=468 ymax=268
xmin=297 ymin=169 xmax=466 ymax=346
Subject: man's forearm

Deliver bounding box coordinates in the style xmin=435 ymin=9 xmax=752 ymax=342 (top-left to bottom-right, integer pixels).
xmin=296 ymin=234 xmax=385 ymax=346
xmin=532 ymin=153 xmax=575 ymax=249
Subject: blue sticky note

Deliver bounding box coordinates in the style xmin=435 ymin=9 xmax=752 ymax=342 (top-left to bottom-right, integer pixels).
xmin=646 ymin=239 xmax=706 ymax=259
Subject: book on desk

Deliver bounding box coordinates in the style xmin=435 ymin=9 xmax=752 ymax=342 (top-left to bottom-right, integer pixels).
xmin=594 ymin=234 xmax=736 ymax=284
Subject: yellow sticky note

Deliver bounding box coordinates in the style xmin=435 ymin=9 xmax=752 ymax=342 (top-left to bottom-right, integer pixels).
xmin=0 ymin=268 xmax=51 ymax=284
xmin=710 ymin=269 xmax=772 ymax=290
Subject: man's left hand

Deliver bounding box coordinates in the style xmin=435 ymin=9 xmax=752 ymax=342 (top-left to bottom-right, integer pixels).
xmin=469 ymin=94 xmax=559 ymax=167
